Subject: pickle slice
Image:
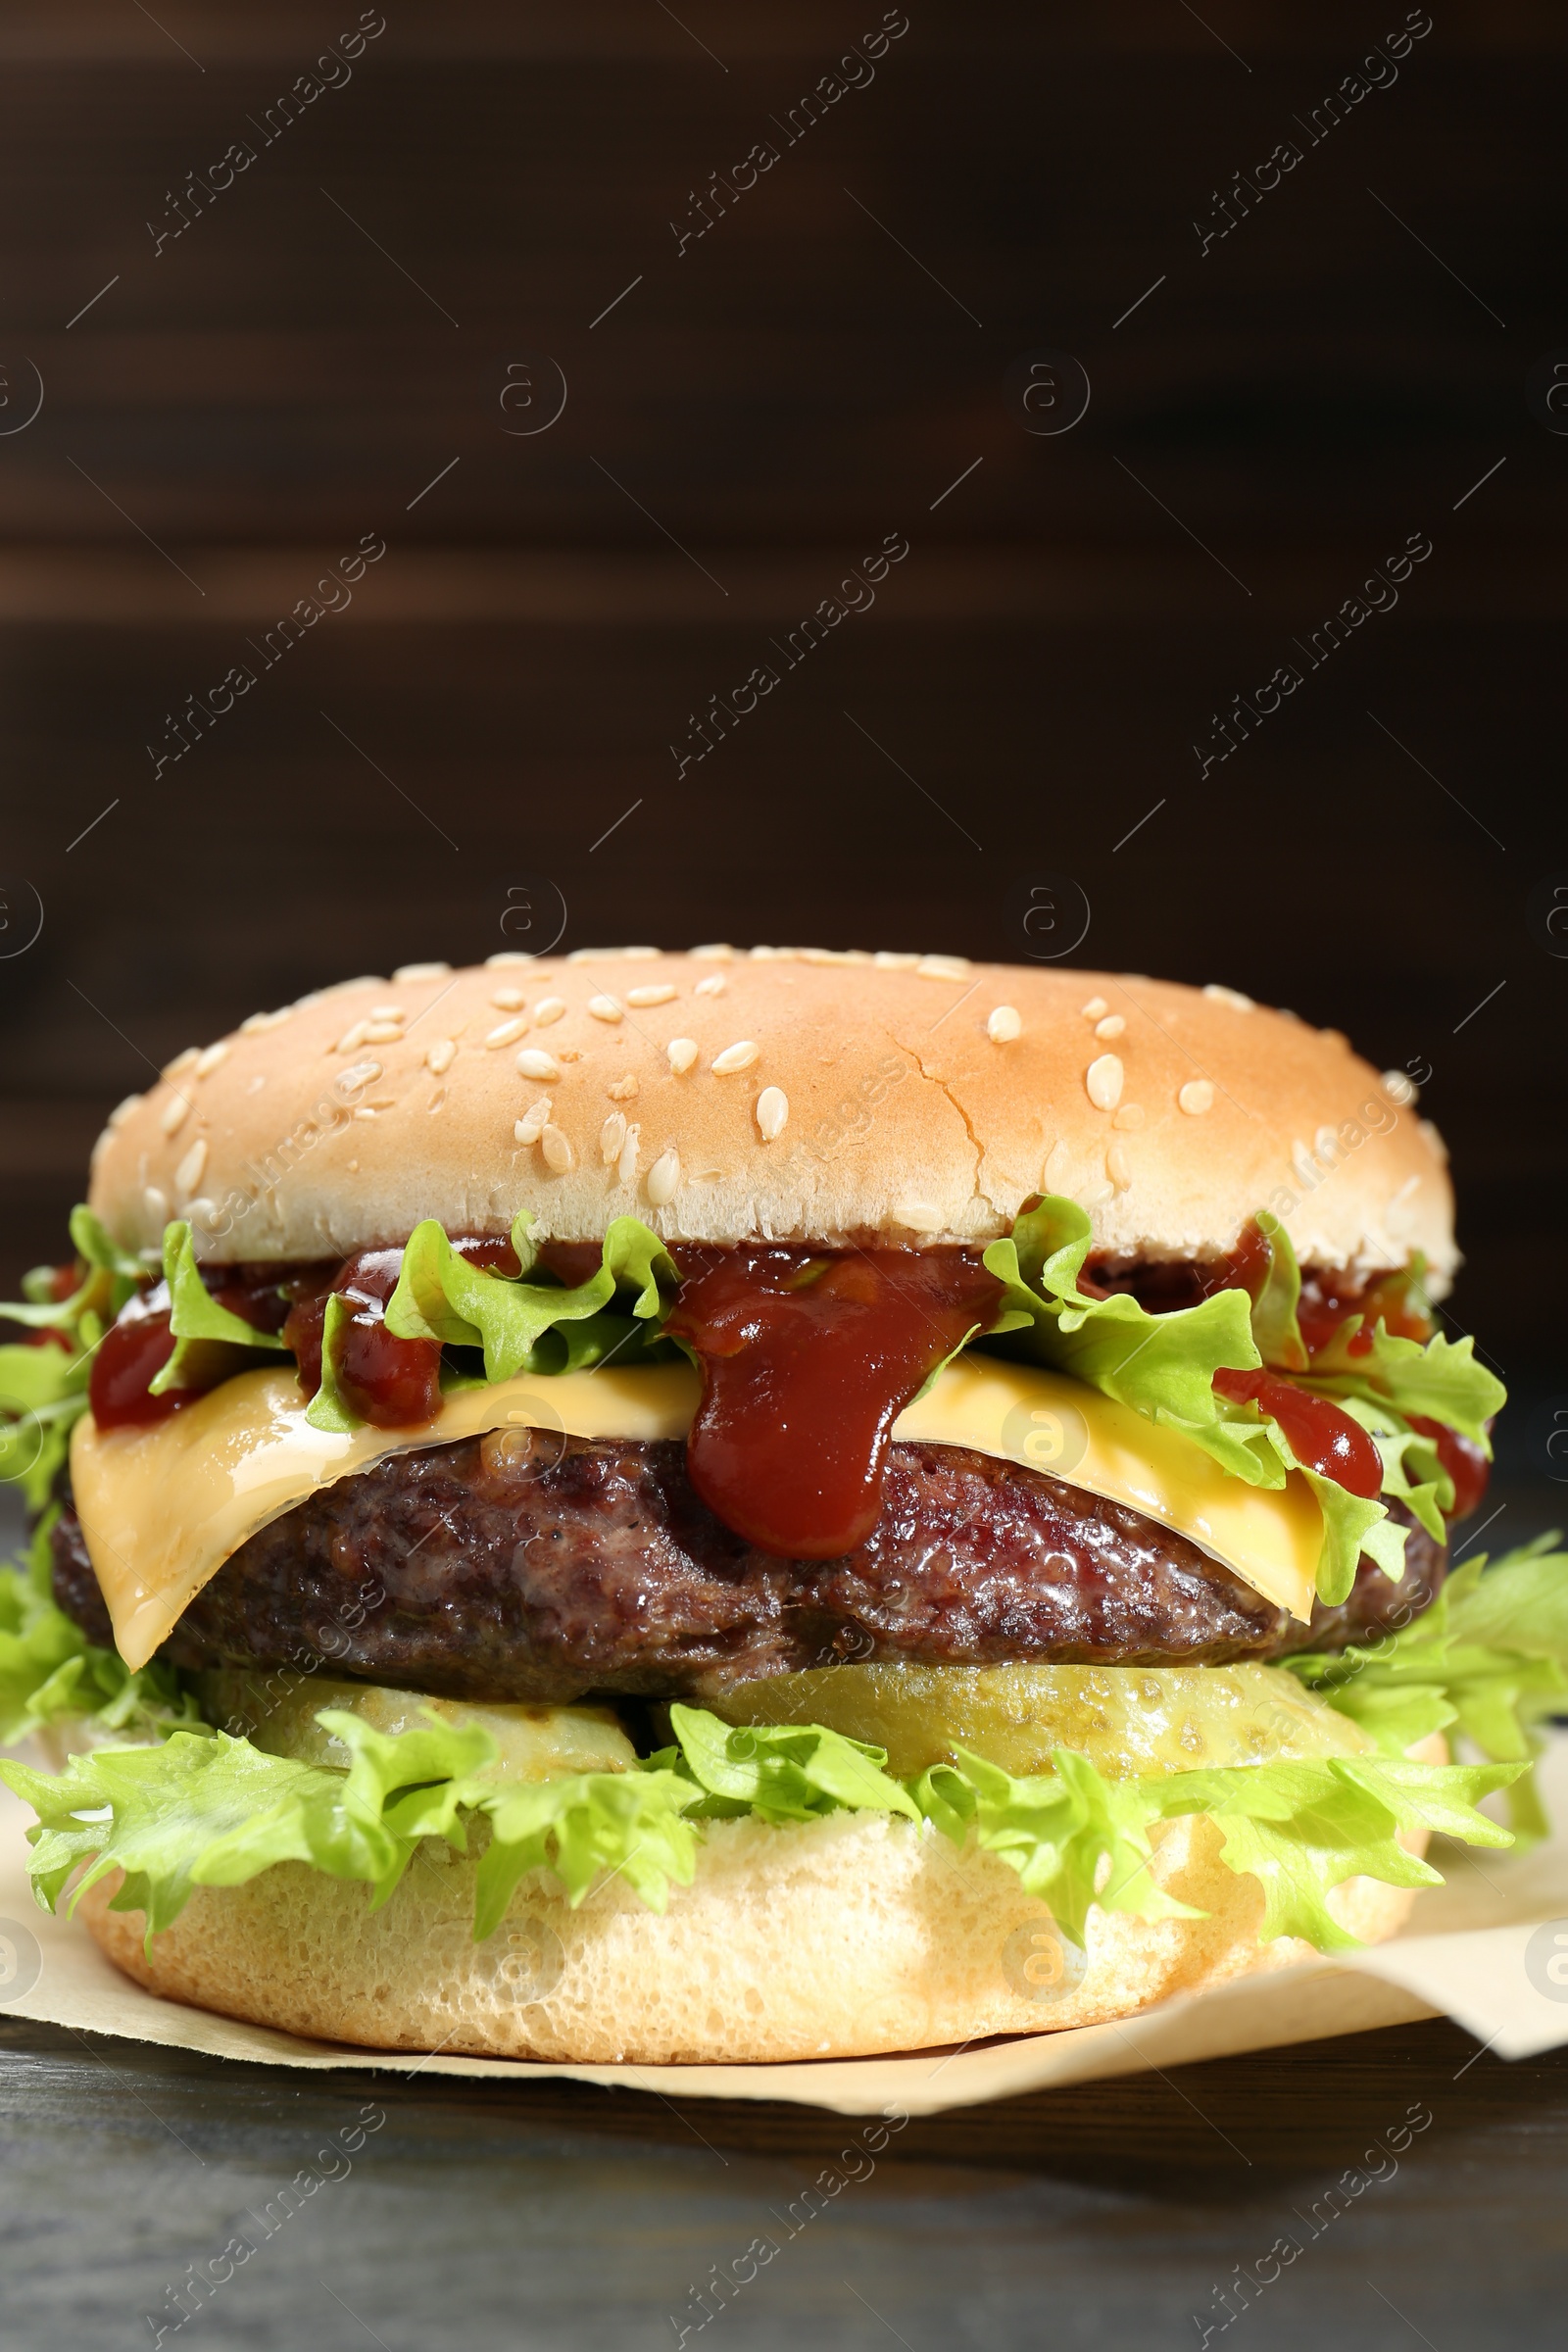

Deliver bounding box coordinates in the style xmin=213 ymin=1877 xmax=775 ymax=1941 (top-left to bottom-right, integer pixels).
xmin=704 ymin=1661 xmax=1370 ymax=1782
xmin=197 ymin=1668 xmax=637 ymax=1781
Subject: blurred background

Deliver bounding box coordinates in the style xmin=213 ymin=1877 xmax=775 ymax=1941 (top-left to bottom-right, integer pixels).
xmin=0 ymin=1 xmax=1563 ymax=1528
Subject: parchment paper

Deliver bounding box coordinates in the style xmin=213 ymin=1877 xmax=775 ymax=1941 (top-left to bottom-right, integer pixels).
xmin=4 ymin=1740 xmax=1567 ymax=2117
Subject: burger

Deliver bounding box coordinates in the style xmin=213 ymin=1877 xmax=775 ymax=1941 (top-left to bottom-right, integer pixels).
xmin=1 ymin=949 xmax=1561 ymax=2065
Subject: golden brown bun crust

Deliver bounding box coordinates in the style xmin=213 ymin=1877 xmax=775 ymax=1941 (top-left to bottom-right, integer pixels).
xmin=88 ymin=950 xmax=1454 ymax=1281
xmin=78 ymin=1803 xmax=1425 ymax=2066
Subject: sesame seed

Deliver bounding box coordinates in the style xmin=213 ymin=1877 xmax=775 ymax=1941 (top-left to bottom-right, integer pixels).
xmin=755 ymin=1086 xmax=789 ymax=1142
xmin=916 ymin=954 xmax=970 ymax=980
xmin=335 ymin=1019 xmax=372 ymax=1054
xmin=160 ymin=1094 xmax=190 ymax=1137
xmin=607 ymin=1074 xmax=639 ymax=1102
xmin=1112 ymin=1103 xmax=1146 ymax=1131
xmin=873 ymin=951 xmax=920 ymax=970
xmin=1106 ymin=1141 xmax=1132 ymax=1192
xmin=1086 ymin=1054 xmax=1124 ymax=1110
xmin=693 ymin=974 xmax=726 ymax=999
xmin=1043 ymin=1141 xmax=1073 ymax=1191
xmin=1094 ymin=1014 xmax=1126 ymax=1040
xmin=240 ymin=1007 xmax=292 ymax=1034
xmin=1381 ymin=1069 xmax=1417 ymax=1106
xmin=532 ymin=997 xmax=567 ymax=1026
xmin=514 ymin=1098 xmax=552 ymax=1144
xmin=587 ymin=995 xmax=623 ymax=1023
xmin=666 ymin=1037 xmax=699 ymax=1073
xmin=617 ymin=1124 xmax=640 ymax=1185
xmin=353 ymin=1106 xmax=377 ymax=1122
xmin=338 ymin=1059 xmax=383 ymax=1093
xmin=1080 ymin=997 xmax=1108 ymax=1020
xmin=1179 ymin=1080 xmax=1215 ymax=1116
xmin=600 ymin=1112 xmax=627 ymax=1163
xmin=541 ymin=1124 xmax=575 ymax=1174
xmin=711 ymin=1040 xmax=760 ymax=1075
xmin=646 ymin=1148 xmax=680 ymax=1206
xmin=487 ymin=952 xmax=535 ymax=968
xmin=986 ymin=1005 xmax=1022 ymax=1044
xmin=516 ymin=1048 xmax=561 ymax=1082
xmin=364 ymin=1020 xmax=405 ymax=1045
xmin=194 ymin=1042 xmax=230 ymax=1077
xmin=369 ymin=1004 xmax=406 ymax=1023
xmin=428 ymin=1090 xmax=446 ymax=1112
xmin=690 ymin=945 xmax=735 ymax=960
xmin=143 ymin=1185 xmax=168 ymax=1226
xmin=1202 ymin=984 xmax=1254 ymax=1012
xmin=163 ymin=1047 xmax=200 ymax=1080
xmin=487 ymin=1016 xmax=529 ymax=1049
xmin=425 ymin=1039 xmax=457 ymax=1075
xmin=490 ymin=987 xmax=526 ymax=1011
xmin=107 ymin=1094 xmax=142 ymax=1128
xmin=625 ymin=984 xmax=677 ymax=1007
xmin=174 ymin=1138 xmax=208 ymax=1196
xmin=894 ymin=1200 xmax=943 ymax=1232
xmin=394 ymin=960 xmax=451 ymax=982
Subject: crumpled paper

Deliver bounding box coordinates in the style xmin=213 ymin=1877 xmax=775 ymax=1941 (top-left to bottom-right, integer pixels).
xmin=3 ymin=1740 xmax=1566 ymax=2118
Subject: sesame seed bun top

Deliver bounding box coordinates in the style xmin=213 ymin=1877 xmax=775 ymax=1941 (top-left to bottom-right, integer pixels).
xmin=87 ymin=948 xmax=1455 ymax=1284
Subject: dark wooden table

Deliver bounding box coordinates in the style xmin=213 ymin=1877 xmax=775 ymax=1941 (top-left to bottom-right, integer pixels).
xmin=3 ymin=2010 xmax=1565 ymax=2349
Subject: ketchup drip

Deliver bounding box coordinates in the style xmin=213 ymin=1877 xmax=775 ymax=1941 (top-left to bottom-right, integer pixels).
xmin=1212 ymin=1366 xmax=1383 ymax=1497
xmin=664 ymin=1246 xmax=1005 ymax=1559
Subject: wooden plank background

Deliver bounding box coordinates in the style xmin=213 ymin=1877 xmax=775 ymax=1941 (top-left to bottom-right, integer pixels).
xmin=1 ymin=2 xmax=1563 ymax=1460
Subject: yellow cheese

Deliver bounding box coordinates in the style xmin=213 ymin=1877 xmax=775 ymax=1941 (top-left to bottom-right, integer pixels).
xmin=73 ymin=1356 xmax=1320 ymax=1671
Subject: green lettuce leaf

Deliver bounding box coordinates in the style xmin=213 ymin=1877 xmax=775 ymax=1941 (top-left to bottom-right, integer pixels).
xmin=304 ymin=1294 xmax=361 ymax=1434
xmin=664 ymin=1704 xmax=922 ymax=1825
xmin=915 ymin=1740 xmax=1516 ymax=1952
xmin=1147 ymin=1752 xmax=1516 ymax=1950
xmin=1249 ymin=1210 xmax=1308 ymax=1371
xmin=384 ymin=1211 xmax=680 ymax=1384
xmin=1 ymin=1205 xmax=149 ymax=1508
xmin=0 ymin=1517 xmax=200 ymax=1746
xmin=981 ymin=1197 xmax=1273 ymax=1479
xmin=979 ymin=1197 xmax=1413 ymax=1602
xmin=1302 ymin=1322 xmax=1505 ymax=1447
xmin=912 ymin=1746 xmax=1199 ymax=1943
xmin=2 ymin=1690 xmax=1524 ymax=1961
xmin=149 ymin=1220 xmax=286 ymax=1396
xmin=1285 ymin=1538 xmax=1568 ymax=1838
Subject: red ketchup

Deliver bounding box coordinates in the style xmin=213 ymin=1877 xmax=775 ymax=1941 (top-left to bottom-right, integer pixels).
xmin=284 ymin=1233 xmax=519 ymax=1430
xmin=1212 ymin=1365 xmax=1383 ymax=1497
xmin=664 ymin=1246 xmax=1005 ymax=1558
xmin=89 ymin=1310 xmax=206 ymax=1428
xmin=1406 ymin=1411 xmax=1491 ymax=1522
xmin=90 ymin=1278 xmax=290 ymax=1430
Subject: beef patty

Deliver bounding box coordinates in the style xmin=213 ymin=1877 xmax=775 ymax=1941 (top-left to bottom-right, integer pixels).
xmin=52 ymin=1428 xmax=1446 ymax=1704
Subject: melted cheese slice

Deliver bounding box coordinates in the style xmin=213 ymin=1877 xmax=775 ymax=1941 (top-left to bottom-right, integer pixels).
xmin=74 ymin=1357 xmax=1320 ymax=1671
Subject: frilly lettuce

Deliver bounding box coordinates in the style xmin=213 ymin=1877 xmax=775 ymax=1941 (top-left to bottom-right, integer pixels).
xmin=0 ymin=1688 xmax=1523 ymax=1959
xmin=151 ymin=1220 xmax=287 ymax=1396
xmin=384 ymin=1210 xmax=680 ymax=1381
xmin=1286 ymin=1536 xmax=1568 ymax=1838
xmin=979 ymin=1199 xmax=1413 ymax=1603
xmin=0 ymin=1518 xmax=198 ymax=1747
xmin=916 ymin=1741 xmax=1516 ymax=1951
xmin=0 ymin=1208 xmax=148 ymax=1508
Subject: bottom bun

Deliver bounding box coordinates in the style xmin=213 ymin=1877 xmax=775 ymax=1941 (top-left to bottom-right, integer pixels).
xmin=77 ymin=1788 xmax=1433 ymax=2065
